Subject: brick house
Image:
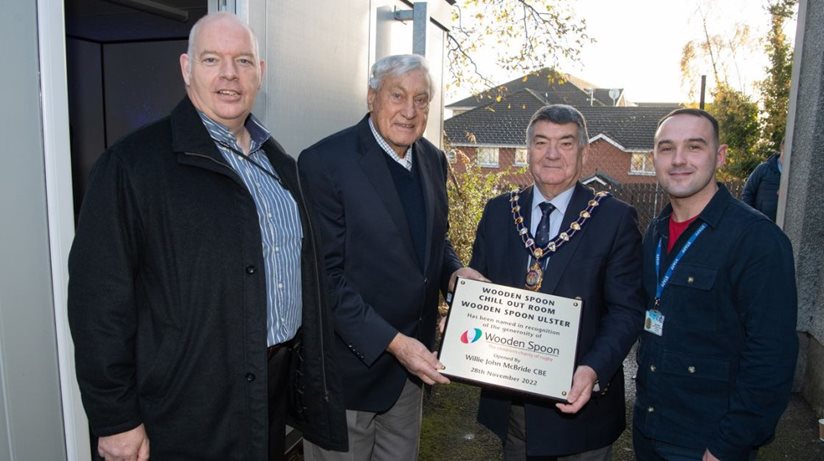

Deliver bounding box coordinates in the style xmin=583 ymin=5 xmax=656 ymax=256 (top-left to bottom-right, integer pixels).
xmin=444 ymin=69 xmax=680 ymax=188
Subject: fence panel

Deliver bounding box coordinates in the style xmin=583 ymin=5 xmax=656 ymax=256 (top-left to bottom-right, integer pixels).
xmin=601 ymin=180 xmax=744 ymax=232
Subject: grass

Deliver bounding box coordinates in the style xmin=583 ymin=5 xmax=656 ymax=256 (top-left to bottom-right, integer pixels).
xmin=419 ymin=345 xmax=824 ymax=460
xmin=420 ymin=381 xmax=503 ymax=460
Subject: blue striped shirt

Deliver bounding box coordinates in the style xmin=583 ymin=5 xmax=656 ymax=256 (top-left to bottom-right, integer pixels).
xmin=198 ymin=112 xmax=303 ymax=346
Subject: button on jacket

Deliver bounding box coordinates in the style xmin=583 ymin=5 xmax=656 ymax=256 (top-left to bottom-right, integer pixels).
xmin=634 ymin=185 xmax=797 ymax=461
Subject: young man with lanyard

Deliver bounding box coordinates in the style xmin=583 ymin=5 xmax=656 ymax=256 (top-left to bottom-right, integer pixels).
xmin=633 ymin=108 xmax=798 ymax=461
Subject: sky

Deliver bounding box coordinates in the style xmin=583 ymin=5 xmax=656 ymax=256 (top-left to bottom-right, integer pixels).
xmin=452 ymin=0 xmax=798 ymax=104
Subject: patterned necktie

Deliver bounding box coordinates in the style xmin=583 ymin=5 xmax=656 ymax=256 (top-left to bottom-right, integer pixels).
xmin=535 ymin=202 xmax=555 ymax=248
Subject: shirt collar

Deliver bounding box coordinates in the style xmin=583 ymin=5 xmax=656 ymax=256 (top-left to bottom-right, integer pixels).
xmin=531 ymin=184 xmax=575 ymax=217
xmin=694 ymin=183 xmax=732 ymax=229
xmin=656 ymin=183 xmax=732 ymax=233
xmin=368 ymin=117 xmax=414 ymax=169
xmin=197 ymin=111 xmax=271 ymax=153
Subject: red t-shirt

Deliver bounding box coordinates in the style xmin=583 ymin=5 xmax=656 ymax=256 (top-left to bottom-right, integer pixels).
xmin=668 ymin=215 xmax=699 ymax=253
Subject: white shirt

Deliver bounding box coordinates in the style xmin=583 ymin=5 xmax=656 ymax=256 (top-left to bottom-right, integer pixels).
xmin=368 ymin=117 xmax=413 ymax=170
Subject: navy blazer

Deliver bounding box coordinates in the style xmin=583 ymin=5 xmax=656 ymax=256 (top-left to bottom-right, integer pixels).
xmin=298 ymin=115 xmax=463 ymax=412
xmin=471 ymin=183 xmax=645 ymax=456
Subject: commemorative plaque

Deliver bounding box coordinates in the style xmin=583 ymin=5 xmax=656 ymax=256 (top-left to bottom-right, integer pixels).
xmin=439 ymin=278 xmax=582 ymax=402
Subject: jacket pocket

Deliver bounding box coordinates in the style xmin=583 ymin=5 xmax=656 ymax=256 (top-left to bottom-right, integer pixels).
xmin=669 ymin=263 xmax=717 ymax=291
xmin=658 ymin=351 xmax=731 ymax=430
xmin=137 ymin=328 xmax=183 ymax=403
xmin=668 ymin=263 xmax=719 ymax=333
xmin=660 ymin=351 xmax=730 ymax=381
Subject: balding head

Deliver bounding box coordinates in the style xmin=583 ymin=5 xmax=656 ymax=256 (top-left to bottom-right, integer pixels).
xmin=179 ymin=12 xmax=264 ymax=134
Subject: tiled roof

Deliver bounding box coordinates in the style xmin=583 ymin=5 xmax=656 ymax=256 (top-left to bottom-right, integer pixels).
xmin=447 ymin=68 xmax=612 ymax=109
xmin=444 ymin=89 xmax=681 ymax=150
xmin=444 ymin=89 xmax=546 ymax=146
xmin=582 ymin=105 xmax=681 ymax=150
xmin=593 ymin=88 xmax=624 ymax=105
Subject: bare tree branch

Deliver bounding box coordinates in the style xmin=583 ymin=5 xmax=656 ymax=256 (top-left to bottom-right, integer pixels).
xmin=445 ymin=0 xmax=591 ymax=100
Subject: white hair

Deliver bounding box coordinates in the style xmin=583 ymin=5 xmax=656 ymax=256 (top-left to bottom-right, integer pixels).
xmin=368 ymin=54 xmax=433 ymax=99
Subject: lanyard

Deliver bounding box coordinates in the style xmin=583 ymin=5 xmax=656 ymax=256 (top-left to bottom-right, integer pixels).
xmin=654 ymin=222 xmax=708 ymax=308
xmin=217 ymin=139 xmax=286 ymax=188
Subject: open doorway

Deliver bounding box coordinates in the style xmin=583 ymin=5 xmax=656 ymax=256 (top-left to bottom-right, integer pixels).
xmin=64 ymin=0 xmax=207 ymax=214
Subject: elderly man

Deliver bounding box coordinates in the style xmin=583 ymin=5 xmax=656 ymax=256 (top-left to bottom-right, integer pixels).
xmin=298 ymin=54 xmax=484 ymax=460
xmin=633 ymin=109 xmax=797 ymax=461
xmin=68 ymin=12 xmax=345 ymax=460
xmin=469 ymin=104 xmax=645 ymax=460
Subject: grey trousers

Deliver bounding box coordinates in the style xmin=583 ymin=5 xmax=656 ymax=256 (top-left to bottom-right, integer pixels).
xmin=303 ymin=379 xmax=423 ymax=461
xmin=504 ymin=403 xmax=613 ymax=461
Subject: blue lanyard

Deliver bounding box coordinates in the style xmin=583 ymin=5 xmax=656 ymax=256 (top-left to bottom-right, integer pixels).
xmin=654 ymin=222 xmax=708 ymax=308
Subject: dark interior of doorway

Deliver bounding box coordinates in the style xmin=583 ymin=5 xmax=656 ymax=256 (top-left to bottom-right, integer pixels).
xmin=64 ymin=0 xmax=207 ymax=217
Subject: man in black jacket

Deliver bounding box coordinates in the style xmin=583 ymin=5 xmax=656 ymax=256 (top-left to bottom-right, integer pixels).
xmin=68 ymin=12 xmax=346 ymax=460
xmin=741 ymin=144 xmax=783 ymax=221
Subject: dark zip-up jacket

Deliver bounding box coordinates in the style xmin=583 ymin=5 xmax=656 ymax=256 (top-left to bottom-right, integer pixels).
xmin=634 ymin=185 xmax=797 ymax=460
xmin=68 ymin=97 xmax=347 ymax=459
xmin=741 ymin=153 xmax=781 ymax=221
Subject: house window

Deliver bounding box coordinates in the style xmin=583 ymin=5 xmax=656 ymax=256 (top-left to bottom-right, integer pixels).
xmin=445 ymin=149 xmax=457 ymax=163
xmin=514 ymin=148 xmax=528 ymax=166
xmin=477 ymin=147 xmax=499 ymax=168
xmin=630 ymin=151 xmax=655 ymax=175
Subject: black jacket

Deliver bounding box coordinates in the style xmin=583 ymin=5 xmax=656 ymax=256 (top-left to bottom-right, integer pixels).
xmin=68 ymin=97 xmax=347 ymax=459
xmin=741 ymin=153 xmax=781 ymax=221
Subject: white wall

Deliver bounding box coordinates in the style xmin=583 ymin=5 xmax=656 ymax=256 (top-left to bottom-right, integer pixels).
xmin=247 ymin=0 xmax=452 ymax=155
xmin=0 ymin=1 xmax=69 ymax=459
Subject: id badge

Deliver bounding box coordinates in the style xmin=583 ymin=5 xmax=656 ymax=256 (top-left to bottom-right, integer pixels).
xmin=644 ymin=309 xmax=665 ymax=336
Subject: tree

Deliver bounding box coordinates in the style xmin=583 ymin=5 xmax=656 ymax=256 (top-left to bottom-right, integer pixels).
xmin=445 ymin=152 xmax=510 ymax=265
xmin=708 ymin=83 xmax=761 ymax=180
xmin=680 ymin=1 xmax=797 ymax=180
xmin=758 ymin=0 xmax=796 ymax=152
xmin=679 ymin=3 xmax=760 ymax=180
xmin=446 ymin=0 xmax=591 ymax=99
xmin=679 ymin=1 xmax=755 ymax=100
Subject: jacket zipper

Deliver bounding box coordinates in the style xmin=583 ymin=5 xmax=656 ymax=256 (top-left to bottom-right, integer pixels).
xmin=182 ymin=150 xmax=236 ymax=173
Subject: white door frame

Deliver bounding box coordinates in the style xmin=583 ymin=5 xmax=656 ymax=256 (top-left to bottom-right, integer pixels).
xmin=37 ymin=0 xmax=87 ymax=460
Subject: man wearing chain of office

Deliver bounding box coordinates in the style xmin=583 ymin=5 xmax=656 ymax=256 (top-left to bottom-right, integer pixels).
xmin=469 ymin=104 xmax=645 ymax=460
